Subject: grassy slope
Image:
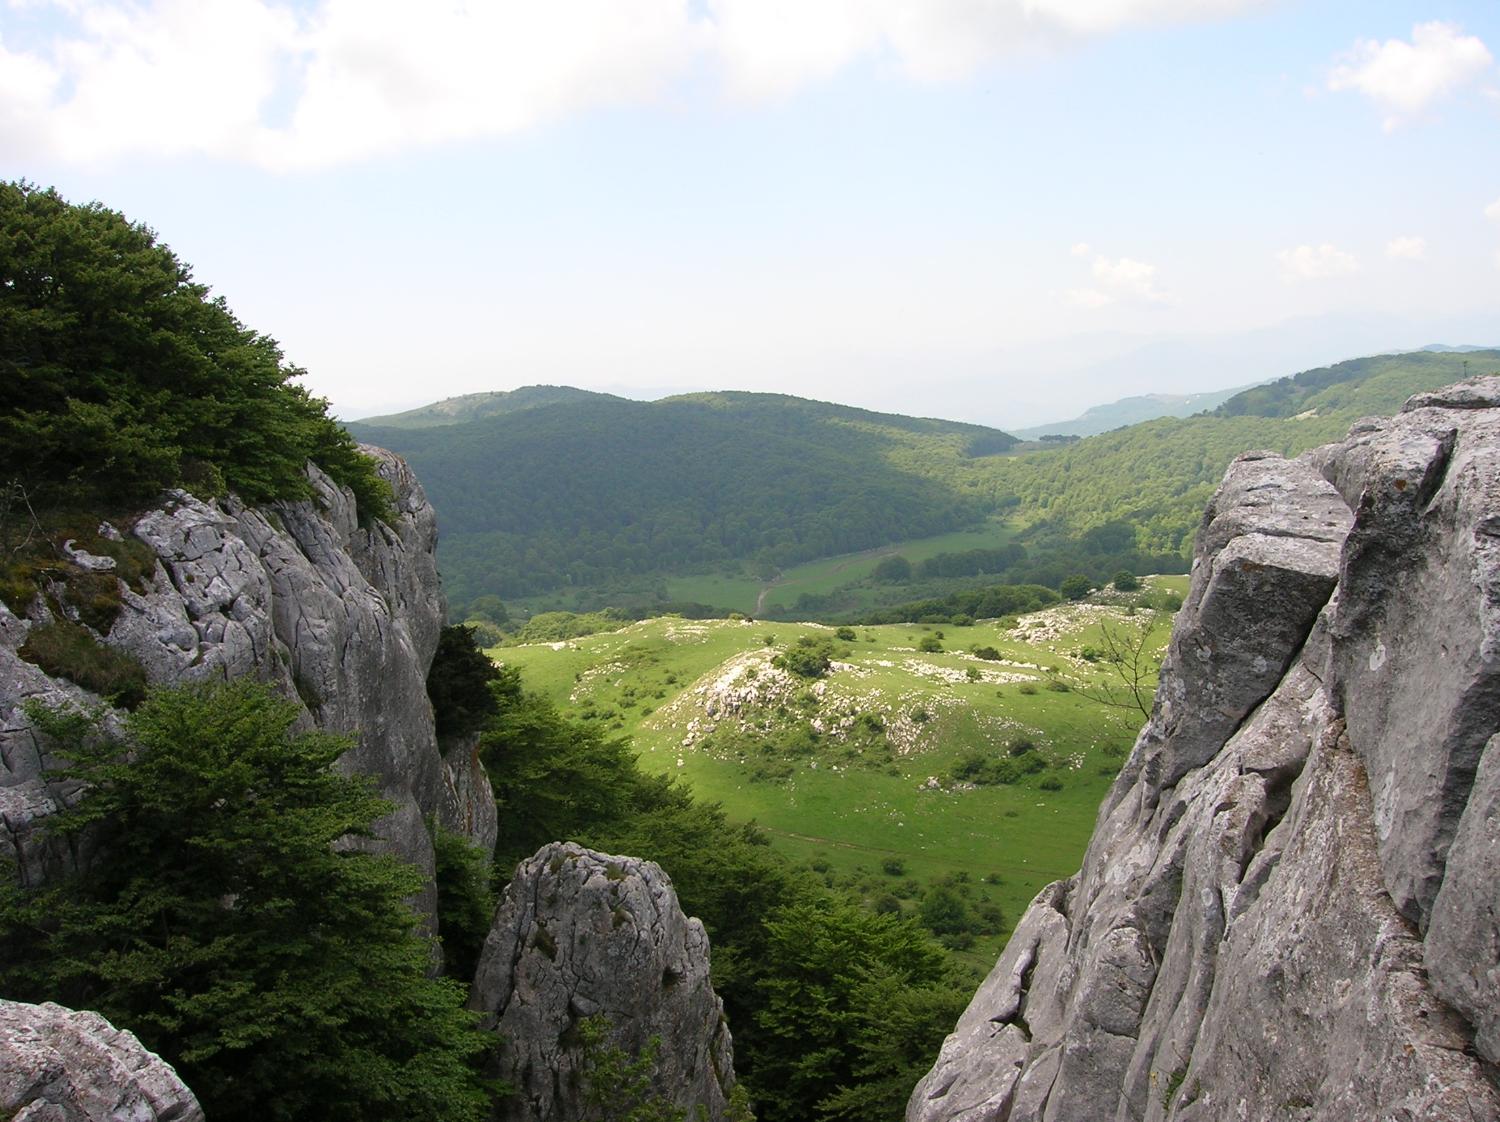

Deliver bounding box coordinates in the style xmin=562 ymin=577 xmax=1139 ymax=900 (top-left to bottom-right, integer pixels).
xmin=491 ymin=580 xmax=1183 ymax=969
xmin=663 ymin=519 xmax=1020 ymax=617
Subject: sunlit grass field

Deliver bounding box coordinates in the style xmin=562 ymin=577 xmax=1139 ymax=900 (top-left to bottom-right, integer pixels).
xmin=663 ymin=517 xmax=1020 ymax=616
xmin=491 ymin=577 xmax=1185 ymax=970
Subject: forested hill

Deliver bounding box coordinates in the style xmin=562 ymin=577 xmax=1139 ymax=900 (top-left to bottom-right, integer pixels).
xmin=1214 ymin=349 xmax=1500 ymax=418
xmin=347 ymin=393 xmax=1019 ymax=604
xmin=350 ymin=384 xmax=619 ymax=428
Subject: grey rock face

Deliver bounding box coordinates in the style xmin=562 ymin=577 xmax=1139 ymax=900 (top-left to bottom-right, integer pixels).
xmin=0 ymin=449 xmax=480 ymax=919
xmin=910 ymin=378 xmax=1500 ymax=1122
xmin=0 ymin=999 xmax=203 ymax=1122
xmin=438 ymin=733 xmax=500 ymax=860
xmin=469 ymin=842 xmax=736 ymax=1122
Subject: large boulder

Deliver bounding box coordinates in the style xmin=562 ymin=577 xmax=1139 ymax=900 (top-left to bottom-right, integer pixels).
xmin=0 ymin=999 xmax=203 ymax=1122
xmin=469 ymin=842 xmax=736 ymax=1122
xmin=909 ymin=378 xmax=1500 ymax=1122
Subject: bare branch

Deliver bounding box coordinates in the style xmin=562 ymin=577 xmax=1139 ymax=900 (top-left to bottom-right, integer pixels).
xmin=1048 ymin=610 xmax=1169 ymax=719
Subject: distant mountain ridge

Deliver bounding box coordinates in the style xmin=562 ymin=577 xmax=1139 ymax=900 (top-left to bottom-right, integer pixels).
xmin=1011 ymin=385 xmax=1255 ymax=440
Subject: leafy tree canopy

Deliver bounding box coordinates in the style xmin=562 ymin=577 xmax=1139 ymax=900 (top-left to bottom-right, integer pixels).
xmin=0 ymin=182 xmax=389 ymax=519
xmin=0 ymin=681 xmax=492 ymax=1122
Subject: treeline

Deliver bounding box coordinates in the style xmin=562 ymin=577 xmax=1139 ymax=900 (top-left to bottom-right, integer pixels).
xmin=778 ymin=527 xmax=1187 ymax=621
xmin=849 ymin=583 xmax=1060 ymax=625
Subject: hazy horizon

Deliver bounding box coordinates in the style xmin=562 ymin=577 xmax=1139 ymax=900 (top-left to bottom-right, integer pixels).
xmin=5 ymin=1 xmax=1498 ymax=430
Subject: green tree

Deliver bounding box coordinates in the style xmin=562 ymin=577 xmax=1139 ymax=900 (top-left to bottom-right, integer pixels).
xmin=432 ymin=824 xmax=497 ymax=984
xmin=1112 ymin=570 xmax=1140 ymax=592
xmin=0 ymin=181 xmax=389 ymax=518
xmin=771 ymin=637 xmax=839 ymax=679
xmin=479 ymin=677 xmax=638 ymax=866
xmin=1060 ymin=574 xmax=1094 ymax=601
xmin=427 ymin=623 xmax=503 ymax=740
xmin=0 ymin=682 xmax=492 ymax=1122
xmin=748 ymin=900 xmax=956 ymax=1122
xmin=871 ymin=555 xmax=913 ymax=583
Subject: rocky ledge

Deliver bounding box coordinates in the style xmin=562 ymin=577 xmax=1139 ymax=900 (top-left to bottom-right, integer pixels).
xmin=909 ymin=378 xmax=1500 ymax=1122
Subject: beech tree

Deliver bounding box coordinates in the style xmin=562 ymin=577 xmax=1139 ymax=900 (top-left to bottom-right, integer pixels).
xmin=0 ymin=681 xmax=492 ymax=1122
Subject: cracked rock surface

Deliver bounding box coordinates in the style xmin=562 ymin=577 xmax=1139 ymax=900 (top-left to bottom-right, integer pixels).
xmin=909 ymin=378 xmax=1500 ymax=1122
xmin=0 ymin=448 xmax=494 ymax=914
xmin=469 ymin=842 xmax=736 ymax=1122
xmin=0 ymin=998 xmax=203 ymax=1122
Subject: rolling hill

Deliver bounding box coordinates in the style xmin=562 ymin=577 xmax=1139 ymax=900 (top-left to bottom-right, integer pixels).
xmin=347 ymin=392 xmax=1020 ymax=609
xmin=349 ymin=384 xmax=618 ymax=428
xmin=1214 ymin=348 xmax=1500 ymax=419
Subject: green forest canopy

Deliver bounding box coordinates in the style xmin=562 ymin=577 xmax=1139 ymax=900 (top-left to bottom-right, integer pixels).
xmin=348 ymin=393 xmax=1018 ymax=603
xmin=0 ymin=181 xmax=389 ymax=518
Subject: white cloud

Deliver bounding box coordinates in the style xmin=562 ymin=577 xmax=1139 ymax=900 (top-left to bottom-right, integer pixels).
xmin=1 ymin=0 xmax=1274 ymax=168
xmin=1384 ymin=235 xmax=1427 ymax=260
xmin=709 ymin=0 xmax=1270 ymax=95
xmin=1068 ymin=252 xmax=1172 ymax=307
xmin=1328 ymin=21 xmax=1493 ymax=130
xmin=1486 ymin=197 xmax=1500 ymax=222
xmin=1277 ymin=243 xmax=1359 ymax=280
xmin=1070 ymin=241 xmax=1092 ymax=257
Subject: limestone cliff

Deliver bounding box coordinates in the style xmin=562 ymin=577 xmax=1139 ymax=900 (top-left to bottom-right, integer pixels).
xmin=909 ymin=379 xmax=1500 ymax=1122
xmin=469 ymin=842 xmax=737 ymax=1122
xmin=0 ymin=998 xmax=203 ymax=1121
xmin=0 ymin=449 xmax=495 ymax=911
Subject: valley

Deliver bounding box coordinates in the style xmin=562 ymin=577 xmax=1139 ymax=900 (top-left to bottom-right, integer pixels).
xmin=349 ymin=350 xmax=1498 ymax=629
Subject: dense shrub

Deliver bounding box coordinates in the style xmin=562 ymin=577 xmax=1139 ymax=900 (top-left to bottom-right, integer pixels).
xmin=17 ymin=620 xmax=147 ymax=707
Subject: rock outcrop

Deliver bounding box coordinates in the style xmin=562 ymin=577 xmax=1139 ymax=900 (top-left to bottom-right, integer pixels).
xmin=0 ymin=449 xmax=495 ymax=909
xmin=0 ymin=998 xmax=203 ymax=1121
xmin=469 ymin=842 xmax=737 ymax=1122
xmin=909 ymin=379 xmax=1500 ymax=1122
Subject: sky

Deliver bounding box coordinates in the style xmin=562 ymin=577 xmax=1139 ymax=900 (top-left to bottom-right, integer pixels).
xmin=3 ymin=0 xmax=1499 ymax=429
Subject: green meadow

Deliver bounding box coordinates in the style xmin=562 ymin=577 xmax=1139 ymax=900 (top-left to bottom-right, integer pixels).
xmin=662 ymin=518 xmax=1021 ymax=617
xmin=491 ymin=577 xmax=1182 ymax=969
